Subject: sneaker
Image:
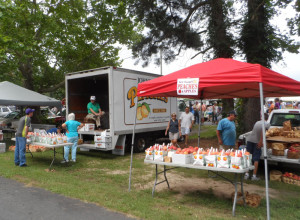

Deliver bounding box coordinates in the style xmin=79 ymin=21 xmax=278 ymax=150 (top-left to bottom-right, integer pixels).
xmin=61 ymin=160 xmax=69 ymax=164
xmin=20 ymin=164 xmax=28 ymax=167
xmin=244 ymin=174 xmax=250 ymax=180
xmin=71 ymin=159 xmax=76 ymax=162
xmin=251 ymin=176 xmax=260 ymax=181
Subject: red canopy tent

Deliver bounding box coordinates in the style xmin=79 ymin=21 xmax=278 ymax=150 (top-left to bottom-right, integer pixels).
xmin=137 ymin=58 xmax=300 ymax=98
xmin=128 ymin=58 xmax=300 ymax=219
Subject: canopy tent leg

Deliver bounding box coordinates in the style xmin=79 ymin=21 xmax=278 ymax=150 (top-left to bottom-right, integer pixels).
xmin=259 ymin=82 xmax=270 ymax=220
xmin=197 ymin=99 xmax=202 ymax=147
xmin=128 ymin=96 xmax=138 ymax=192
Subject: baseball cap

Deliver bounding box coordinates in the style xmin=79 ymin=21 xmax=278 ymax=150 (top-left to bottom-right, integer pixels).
xmin=229 ymin=110 xmax=237 ymax=116
xmin=90 ymin=96 xmax=96 ymax=100
xmin=25 ymin=108 xmax=35 ymax=114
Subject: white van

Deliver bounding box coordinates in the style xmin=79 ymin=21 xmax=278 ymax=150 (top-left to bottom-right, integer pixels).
xmin=0 ymin=106 xmax=12 ymax=117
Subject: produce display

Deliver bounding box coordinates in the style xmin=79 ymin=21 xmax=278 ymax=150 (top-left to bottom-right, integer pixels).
xmin=266 ymin=120 xmax=300 ymax=158
xmin=287 ymin=144 xmax=300 ymax=159
xmin=145 ymin=144 xmax=252 ymax=169
xmin=282 ymin=172 xmax=300 ymax=186
xmin=28 ymin=131 xmax=68 ymax=145
xmin=266 ymin=121 xmax=300 ymax=138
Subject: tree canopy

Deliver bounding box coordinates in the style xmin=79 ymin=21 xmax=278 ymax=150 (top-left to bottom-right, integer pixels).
xmin=0 ymin=0 xmax=140 ymax=98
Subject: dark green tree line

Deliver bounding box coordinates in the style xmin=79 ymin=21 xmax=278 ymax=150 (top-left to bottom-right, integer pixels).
xmin=0 ymin=0 xmax=140 ymax=98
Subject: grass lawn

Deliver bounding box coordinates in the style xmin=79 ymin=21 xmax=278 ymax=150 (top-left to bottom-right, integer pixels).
xmin=1 ymin=128 xmax=300 ymax=219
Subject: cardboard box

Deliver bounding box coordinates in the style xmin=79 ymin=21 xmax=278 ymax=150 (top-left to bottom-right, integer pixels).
xmin=172 ymin=154 xmax=193 ymax=164
xmin=95 ymin=142 xmax=112 ymax=149
xmin=85 ymin=123 xmax=95 ymax=131
xmin=94 ymin=135 xmax=111 ymax=143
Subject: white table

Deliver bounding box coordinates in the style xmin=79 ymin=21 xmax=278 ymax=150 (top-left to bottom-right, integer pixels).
xmin=12 ymin=138 xmax=73 ymax=169
xmin=144 ymin=159 xmax=254 ymax=217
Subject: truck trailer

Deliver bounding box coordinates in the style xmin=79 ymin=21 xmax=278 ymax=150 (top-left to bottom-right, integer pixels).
xmin=65 ymin=67 xmax=177 ymax=155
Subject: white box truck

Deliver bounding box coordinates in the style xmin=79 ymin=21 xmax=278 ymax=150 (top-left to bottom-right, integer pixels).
xmin=65 ymin=67 xmax=177 ymax=155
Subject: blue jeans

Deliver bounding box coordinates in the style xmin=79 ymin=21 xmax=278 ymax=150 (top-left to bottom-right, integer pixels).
xmin=194 ymin=111 xmax=199 ymax=124
xmin=15 ymin=137 xmax=26 ymax=166
xmin=64 ymin=136 xmax=78 ymax=161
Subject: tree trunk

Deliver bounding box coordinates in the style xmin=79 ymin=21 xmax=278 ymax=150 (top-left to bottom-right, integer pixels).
xmin=243 ymin=98 xmax=261 ymax=131
xmin=241 ymin=0 xmax=269 ymax=133
xmin=19 ymin=59 xmax=34 ymax=90
xmin=208 ymin=0 xmax=235 ymax=113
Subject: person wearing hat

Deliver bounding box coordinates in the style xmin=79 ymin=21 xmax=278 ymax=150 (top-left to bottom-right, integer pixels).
xmin=216 ymin=110 xmax=237 ymax=150
xmin=14 ymin=108 xmax=35 ymax=167
xmin=86 ymin=96 xmax=102 ymax=129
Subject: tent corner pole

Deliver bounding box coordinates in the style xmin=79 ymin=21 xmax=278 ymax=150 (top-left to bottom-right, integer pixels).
xmin=128 ymin=96 xmax=138 ymax=192
xmin=259 ymin=82 xmax=270 ymax=220
xmin=197 ymin=99 xmax=203 ymax=147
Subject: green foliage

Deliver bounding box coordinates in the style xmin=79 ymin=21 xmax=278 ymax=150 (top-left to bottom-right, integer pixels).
xmin=0 ymin=0 xmax=140 ymax=97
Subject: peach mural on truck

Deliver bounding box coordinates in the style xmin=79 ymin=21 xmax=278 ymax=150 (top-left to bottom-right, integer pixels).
xmin=136 ymin=102 xmax=150 ymax=120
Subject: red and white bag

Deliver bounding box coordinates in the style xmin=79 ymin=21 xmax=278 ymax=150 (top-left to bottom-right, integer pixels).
xmin=217 ymin=150 xmax=230 ymax=168
xmin=206 ymin=148 xmax=217 ymax=167
xmin=230 ymin=150 xmax=245 ymax=169
xmin=193 ymin=148 xmax=205 ymax=166
xmin=145 ymin=145 xmax=154 ymax=160
xmin=242 ymin=149 xmax=252 ymax=168
xmin=154 ymin=145 xmax=166 ymax=162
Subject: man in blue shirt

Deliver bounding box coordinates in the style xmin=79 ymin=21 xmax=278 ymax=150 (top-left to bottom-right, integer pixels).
xmin=216 ymin=110 xmax=237 ymax=150
xmin=47 ymin=124 xmax=62 ymax=134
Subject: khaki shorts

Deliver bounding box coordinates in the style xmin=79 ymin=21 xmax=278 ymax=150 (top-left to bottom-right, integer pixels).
xmin=169 ymin=132 xmax=179 ymax=140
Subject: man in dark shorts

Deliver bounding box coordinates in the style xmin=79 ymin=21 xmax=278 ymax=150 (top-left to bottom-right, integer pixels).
xmin=244 ymin=113 xmax=269 ymax=181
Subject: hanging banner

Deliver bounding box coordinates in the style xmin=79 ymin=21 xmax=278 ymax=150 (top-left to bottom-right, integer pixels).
xmin=177 ymin=78 xmax=199 ymax=95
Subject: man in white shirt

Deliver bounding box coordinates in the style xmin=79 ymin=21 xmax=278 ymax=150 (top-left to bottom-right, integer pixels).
xmin=179 ymin=106 xmax=195 ymax=147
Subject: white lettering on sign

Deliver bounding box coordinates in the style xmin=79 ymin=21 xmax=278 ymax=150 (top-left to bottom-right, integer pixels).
xmin=177 ymin=78 xmax=199 ymax=95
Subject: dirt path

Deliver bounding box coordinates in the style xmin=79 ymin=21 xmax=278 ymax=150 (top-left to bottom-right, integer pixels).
xmin=135 ymin=170 xmax=280 ymax=201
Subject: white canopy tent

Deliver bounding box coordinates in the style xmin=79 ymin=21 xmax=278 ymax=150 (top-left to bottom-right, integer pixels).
xmin=0 ymin=81 xmax=61 ymax=108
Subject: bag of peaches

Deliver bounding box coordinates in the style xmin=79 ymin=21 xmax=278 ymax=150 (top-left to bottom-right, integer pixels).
xmin=145 ymin=145 xmax=155 ymax=160
xmin=230 ymin=150 xmax=245 ymax=169
xmin=154 ymin=145 xmax=165 ymax=162
xmin=243 ymin=149 xmax=252 ymax=168
xmin=193 ymin=148 xmax=205 ymax=166
xmin=205 ymin=148 xmax=217 ymax=168
xmin=217 ymin=150 xmax=230 ymax=168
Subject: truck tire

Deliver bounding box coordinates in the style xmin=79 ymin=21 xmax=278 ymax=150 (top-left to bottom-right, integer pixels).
xmin=134 ymin=135 xmax=148 ymax=153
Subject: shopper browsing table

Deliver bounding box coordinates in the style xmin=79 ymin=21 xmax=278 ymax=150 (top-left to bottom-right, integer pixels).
xmin=216 ymin=110 xmax=237 ymax=150
xmin=62 ymin=113 xmax=84 ymax=163
xmin=14 ymin=108 xmax=35 ymax=167
xmin=179 ymin=107 xmax=194 ymax=147
xmin=244 ymin=113 xmax=270 ymax=181
xmin=165 ymin=113 xmax=181 ymax=146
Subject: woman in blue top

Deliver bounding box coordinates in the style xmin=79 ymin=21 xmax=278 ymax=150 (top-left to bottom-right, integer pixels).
xmin=62 ymin=113 xmax=84 ymax=163
xmin=165 ymin=113 xmax=181 ymax=146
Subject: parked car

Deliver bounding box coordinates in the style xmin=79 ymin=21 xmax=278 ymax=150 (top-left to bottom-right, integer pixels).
xmin=0 ymin=111 xmax=21 ymax=129
xmin=0 ymin=106 xmax=12 ymax=117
